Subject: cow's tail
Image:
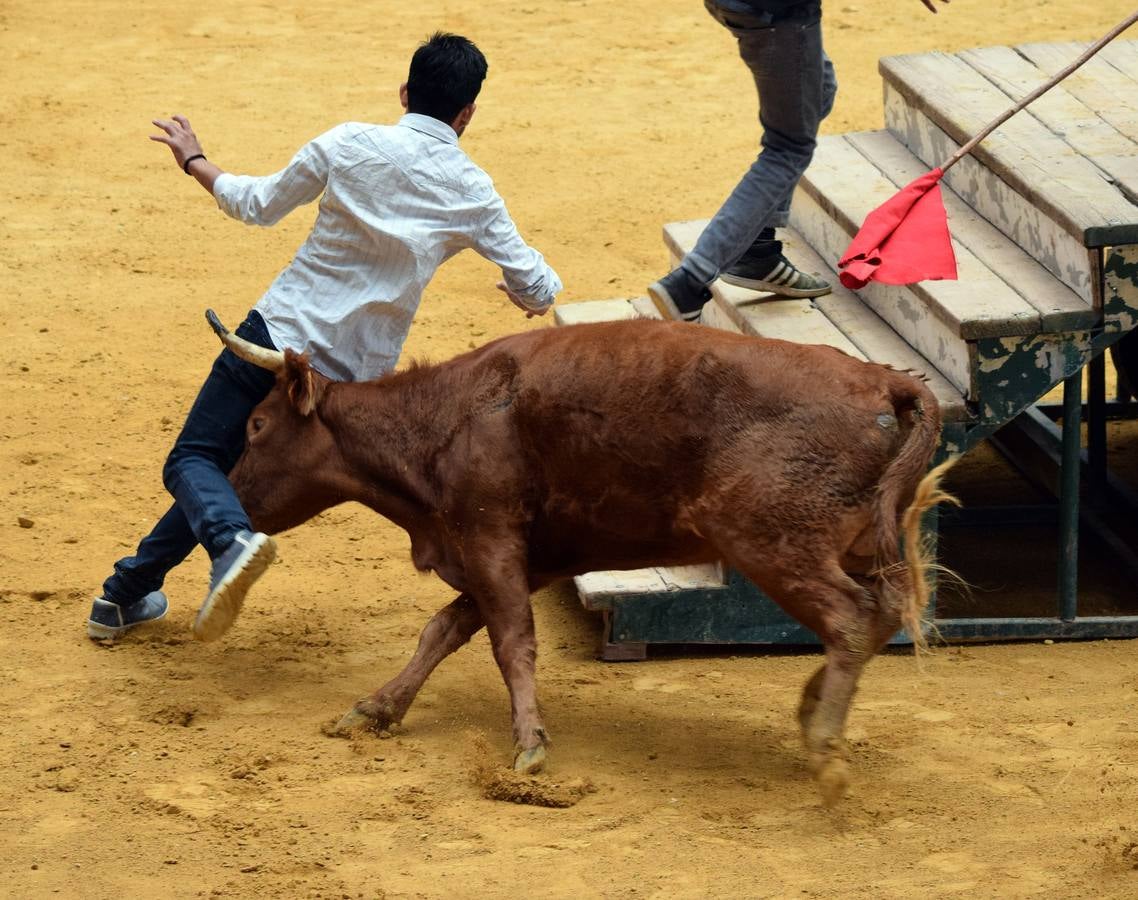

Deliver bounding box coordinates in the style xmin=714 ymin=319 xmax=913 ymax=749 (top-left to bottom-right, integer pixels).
xmin=873 ymin=377 xmax=958 ymax=656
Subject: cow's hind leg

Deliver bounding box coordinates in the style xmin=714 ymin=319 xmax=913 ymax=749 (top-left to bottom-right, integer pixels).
xmin=736 ymin=559 xmax=884 ymax=806
xmin=801 ymin=643 xmax=868 ymax=806
xmin=336 ymin=592 xmax=483 ymax=734
xmin=796 ymin=573 xmax=901 ymax=746
xmin=797 ymin=664 xmax=826 ymax=736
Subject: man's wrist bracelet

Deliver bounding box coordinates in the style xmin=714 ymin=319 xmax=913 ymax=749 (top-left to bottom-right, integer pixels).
xmin=182 ymin=153 xmax=207 ymax=174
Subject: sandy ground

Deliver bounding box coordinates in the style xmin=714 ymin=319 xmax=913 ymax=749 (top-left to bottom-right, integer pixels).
xmin=4 ymin=0 xmax=1138 ymax=897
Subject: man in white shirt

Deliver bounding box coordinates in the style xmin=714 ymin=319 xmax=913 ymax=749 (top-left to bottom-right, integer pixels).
xmin=88 ymin=32 xmax=561 ymax=642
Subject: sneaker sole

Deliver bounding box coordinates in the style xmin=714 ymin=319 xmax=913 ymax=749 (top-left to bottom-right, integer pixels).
xmin=647 ymin=284 xmax=703 ymax=322
xmin=86 ymin=605 xmax=169 ymax=641
xmin=646 ymin=284 xmax=683 ymax=321
xmin=193 ymin=535 xmax=277 ymax=642
xmin=719 ymin=272 xmax=832 ymax=299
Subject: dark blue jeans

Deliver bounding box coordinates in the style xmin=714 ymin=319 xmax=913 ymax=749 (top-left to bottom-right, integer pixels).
xmin=102 ymin=310 xmax=278 ymax=605
xmin=683 ymin=0 xmax=837 ymax=283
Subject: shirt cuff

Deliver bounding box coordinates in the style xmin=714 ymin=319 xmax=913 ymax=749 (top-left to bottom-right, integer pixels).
xmin=211 ymin=172 xmax=236 ymax=201
xmin=519 ymin=294 xmax=556 ymax=313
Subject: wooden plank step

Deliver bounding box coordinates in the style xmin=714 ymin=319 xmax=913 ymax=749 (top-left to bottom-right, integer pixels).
xmin=844 ymin=130 xmax=1096 ymax=334
xmin=1014 ymin=41 xmax=1138 ymax=205
xmin=576 ymin=564 xmax=727 ymax=611
xmin=1097 ymin=39 xmax=1138 ymax=85
xmin=662 ymin=220 xmax=863 ymax=356
xmin=788 ymin=184 xmax=973 ymax=396
xmin=959 ymin=45 xmax=1138 ymax=160
xmin=790 ymin=231 xmax=970 ymax=424
xmin=553 ymin=296 xmax=660 ymax=326
xmin=663 ymin=219 xmax=970 ymax=422
xmin=1011 ymin=42 xmax=1138 ymax=144
xmin=880 ymin=50 xmax=1138 ymax=249
xmin=881 ymin=82 xmax=1094 ymax=304
xmin=800 ymin=133 xmax=1059 ymax=339
xmin=959 ymin=45 xmax=1138 ymax=206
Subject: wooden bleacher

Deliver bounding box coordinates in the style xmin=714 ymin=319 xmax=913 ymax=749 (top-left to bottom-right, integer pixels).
xmin=556 ymin=40 xmax=1138 ymax=659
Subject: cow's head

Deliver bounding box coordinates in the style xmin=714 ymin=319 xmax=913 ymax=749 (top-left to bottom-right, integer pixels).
xmin=207 ymin=310 xmax=346 ymax=534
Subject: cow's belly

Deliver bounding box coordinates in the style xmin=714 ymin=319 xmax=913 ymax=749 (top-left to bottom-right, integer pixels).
xmin=526 ymin=514 xmax=716 ymax=580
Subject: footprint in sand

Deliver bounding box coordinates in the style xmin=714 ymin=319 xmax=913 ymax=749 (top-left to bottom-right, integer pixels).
xmin=912 ymin=708 xmax=955 ymax=723
xmin=631 ymin=676 xmax=686 ymax=694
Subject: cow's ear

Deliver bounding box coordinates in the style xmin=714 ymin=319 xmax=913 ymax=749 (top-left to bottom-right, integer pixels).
xmin=283 ymin=349 xmax=323 ymax=417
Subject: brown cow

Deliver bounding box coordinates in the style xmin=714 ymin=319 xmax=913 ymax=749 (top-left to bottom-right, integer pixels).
xmin=206 ymin=309 xmax=952 ymax=805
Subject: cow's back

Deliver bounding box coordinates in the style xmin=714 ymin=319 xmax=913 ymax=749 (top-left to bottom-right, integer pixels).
xmin=486 ymin=319 xmax=934 ymax=577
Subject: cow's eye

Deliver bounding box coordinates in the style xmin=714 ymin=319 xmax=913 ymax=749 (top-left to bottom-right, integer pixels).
xmin=251 ymin=417 xmax=266 ymax=434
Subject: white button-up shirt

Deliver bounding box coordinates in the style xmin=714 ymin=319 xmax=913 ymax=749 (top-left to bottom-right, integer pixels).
xmin=212 ymin=113 xmax=562 ymax=381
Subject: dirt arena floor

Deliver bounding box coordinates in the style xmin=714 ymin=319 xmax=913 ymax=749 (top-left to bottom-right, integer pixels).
xmin=5 ymin=1 xmax=1138 ymax=897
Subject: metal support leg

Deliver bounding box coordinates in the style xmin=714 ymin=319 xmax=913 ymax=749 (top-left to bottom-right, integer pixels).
xmin=1059 ymin=370 xmax=1082 ymax=621
xmin=1088 ymin=354 xmax=1107 ymax=497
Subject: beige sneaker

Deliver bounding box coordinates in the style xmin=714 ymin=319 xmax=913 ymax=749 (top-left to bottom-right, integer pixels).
xmin=193 ymin=531 xmax=276 ymax=641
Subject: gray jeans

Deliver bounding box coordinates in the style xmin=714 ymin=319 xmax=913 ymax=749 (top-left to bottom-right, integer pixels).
xmin=683 ymin=0 xmax=837 ymax=283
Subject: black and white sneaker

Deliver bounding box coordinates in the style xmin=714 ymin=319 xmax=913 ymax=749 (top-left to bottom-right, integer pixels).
xmin=647 ymin=268 xmax=712 ymax=322
xmin=720 ymin=253 xmax=831 ymax=298
xmin=87 ymin=592 xmax=169 ymax=640
xmin=193 ymin=530 xmax=276 ymax=642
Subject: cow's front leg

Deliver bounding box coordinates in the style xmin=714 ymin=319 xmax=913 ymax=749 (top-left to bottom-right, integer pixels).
xmin=488 ymin=605 xmax=548 ymax=774
xmin=466 ymin=547 xmax=548 ymax=774
xmin=336 ymin=592 xmax=483 ymax=733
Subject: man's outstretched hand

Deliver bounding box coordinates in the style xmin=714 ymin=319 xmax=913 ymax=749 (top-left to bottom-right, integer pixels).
xmin=496 ymin=280 xmax=553 ymax=319
xmin=150 ymin=115 xmax=205 ymax=171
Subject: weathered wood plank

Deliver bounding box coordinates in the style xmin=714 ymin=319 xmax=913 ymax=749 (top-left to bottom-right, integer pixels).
xmin=1014 ymin=41 xmax=1138 ymax=144
xmin=553 ymin=298 xmax=642 ymax=326
xmin=662 ymin=220 xmax=864 ymax=355
xmin=813 ymin=287 xmax=971 ymax=423
xmin=844 ymin=129 xmax=1096 ymax=334
xmin=973 ymin=330 xmax=1093 ymax=424
xmin=666 ymin=214 xmax=970 ymax=420
xmin=575 ymin=564 xmax=727 ymax=611
xmin=880 ymin=51 xmax=1138 ymax=247
xmin=1104 ymin=244 xmax=1138 ymax=334
xmin=1098 ymin=39 xmax=1138 ymax=85
xmin=883 ymin=83 xmax=1098 ymax=304
xmin=1096 ymin=155 xmax=1138 ymax=207
xmin=959 ymin=45 xmax=1138 ymax=161
xmin=800 ymin=134 xmax=1043 ymax=338
xmin=789 ymin=187 xmax=976 ymax=397
xmin=785 ymin=225 xmax=970 ymax=422
xmin=697 ymin=293 xmax=744 ymax=335
xmin=960 ymin=45 xmax=1138 ymax=206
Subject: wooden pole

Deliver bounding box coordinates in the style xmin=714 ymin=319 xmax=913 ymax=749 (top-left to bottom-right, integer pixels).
xmin=942 ymin=8 xmax=1138 ymax=172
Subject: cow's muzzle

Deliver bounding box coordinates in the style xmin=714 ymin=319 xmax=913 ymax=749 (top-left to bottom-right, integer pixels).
xmin=206 ymin=309 xmax=285 ymax=372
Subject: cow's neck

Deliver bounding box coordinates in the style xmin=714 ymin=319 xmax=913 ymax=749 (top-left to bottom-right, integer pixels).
xmin=320 ymin=376 xmax=460 ymax=532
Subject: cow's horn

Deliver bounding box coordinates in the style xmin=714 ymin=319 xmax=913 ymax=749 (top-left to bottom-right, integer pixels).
xmin=205 ymin=309 xmax=285 ymax=372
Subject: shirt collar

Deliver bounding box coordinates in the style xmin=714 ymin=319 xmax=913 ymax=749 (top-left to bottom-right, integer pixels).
xmin=397 ymin=113 xmax=458 ymax=145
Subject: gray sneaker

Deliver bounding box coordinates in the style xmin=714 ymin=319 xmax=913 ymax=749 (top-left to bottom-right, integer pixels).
xmin=647 ymin=268 xmax=712 ymax=322
xmin=720 ymin=253 xmax=831 ymax=298
xmin=87 ymin=592 xmax=169 ymax=640
xmin=192 ymin=530 xmax=277 ymax=642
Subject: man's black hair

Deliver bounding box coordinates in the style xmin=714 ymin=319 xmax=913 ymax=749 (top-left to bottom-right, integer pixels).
xmin=406 ymin=32 xmax=489 ymax=124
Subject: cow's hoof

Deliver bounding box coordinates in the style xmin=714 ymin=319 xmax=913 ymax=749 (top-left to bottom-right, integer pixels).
xmin=514 ymin=744 xmax=547 ymax=775
xmin=814 ymin=756 xmax=849 ymax=807
xmin=333 ymin=707 xmax=374 ymax=734
xmin=333 ymin=697 xmax=397 ymax=735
